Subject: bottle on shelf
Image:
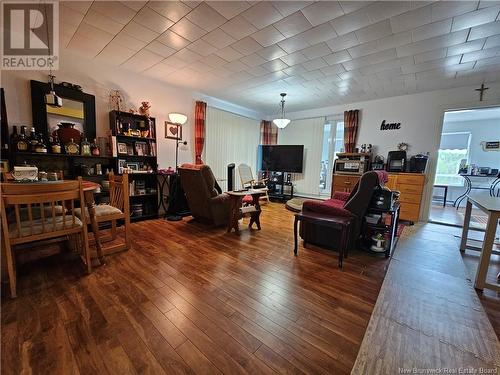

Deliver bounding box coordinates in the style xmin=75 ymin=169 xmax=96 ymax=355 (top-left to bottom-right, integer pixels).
xmin=51 ymin=134 xmax=62 ymax=154
xmin=28 ymin=127 xmax=38 ymax=151
xmin=10 ymin=126 xmax=18 ymax=151
xmin=80 ymin=137 xmax=91 ymax=156
xmin=65 ymin=138 xmax=79 ymax=155
xmin=34 ymin=133 xmax=47 ymax=153
xmin=91 ymin=138 xmax=100 ymax=156
xmin=16 ymin=126 xmax=29 ymax=151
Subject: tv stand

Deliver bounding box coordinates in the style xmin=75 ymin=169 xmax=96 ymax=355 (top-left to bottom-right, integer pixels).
xmin=265 ymin=171 xmax=294 ymax=202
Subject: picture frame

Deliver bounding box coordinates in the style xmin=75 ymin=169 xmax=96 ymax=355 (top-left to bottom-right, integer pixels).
xmin=117 ymin=142 xmax=128 ymax=154
xmin=126 ymin=163 xmax=139 ymax=171
xmin=118 ymin=159 xmax=126 ymax=174
xmin=127 ymin=144 xmax=134 ymax=156
xmin=165 ymin=121 xmax=182 ymax=140
xmin=135 ymin=141 xmax=147 ymax=156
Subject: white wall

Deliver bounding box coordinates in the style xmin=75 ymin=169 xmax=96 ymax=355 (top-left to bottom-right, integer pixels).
xmin=284 ymin=83 xmax=500 ymax=220
xmin=1 ymin=49 xmax=259 ymax=169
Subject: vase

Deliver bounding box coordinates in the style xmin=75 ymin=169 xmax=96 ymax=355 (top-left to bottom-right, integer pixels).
xmin=55 ymin=122 xmax=81 ymax=145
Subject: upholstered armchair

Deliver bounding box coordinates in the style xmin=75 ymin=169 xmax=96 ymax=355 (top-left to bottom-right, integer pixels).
xmin=178 ymin=164 xmax=231 ymax=226
xmin=299 ymin=171 xmax=383 ymax=250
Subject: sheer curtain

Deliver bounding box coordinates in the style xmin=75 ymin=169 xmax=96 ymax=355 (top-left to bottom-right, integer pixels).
xmin=204 ymin=107 xmax=260 ymax=191
xmin=279 ymin=117 xmax=325 ymax=196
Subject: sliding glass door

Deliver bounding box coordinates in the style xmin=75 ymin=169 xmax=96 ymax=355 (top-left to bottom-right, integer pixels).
xmin=320 ymin=119 xmax=344 ymax=196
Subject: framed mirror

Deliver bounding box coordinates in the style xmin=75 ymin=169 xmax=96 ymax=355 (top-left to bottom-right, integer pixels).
xmin=30 ymin=80 xmax=96 ymax=140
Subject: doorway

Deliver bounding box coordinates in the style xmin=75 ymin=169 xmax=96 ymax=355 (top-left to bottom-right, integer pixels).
xmin=429 ymin=107 xmax=500 ymax=228
xmin=319 ymin=118 xmax=344 ymax=196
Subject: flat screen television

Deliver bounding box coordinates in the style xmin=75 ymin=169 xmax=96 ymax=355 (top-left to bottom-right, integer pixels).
xmin=260 ymin=145 xmax=304 ymax=173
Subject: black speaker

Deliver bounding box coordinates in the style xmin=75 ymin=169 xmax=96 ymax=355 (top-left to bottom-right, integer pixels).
xmin=227 ymin=163 xmax=235 ymax=191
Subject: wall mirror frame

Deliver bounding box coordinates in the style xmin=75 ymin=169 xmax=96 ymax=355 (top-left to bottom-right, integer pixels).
xmin=30 ymin=79 xmax=96 ymax=140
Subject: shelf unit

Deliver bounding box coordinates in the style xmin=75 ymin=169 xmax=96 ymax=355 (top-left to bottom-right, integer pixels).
xmin=109 ymin=110 xmax=158 ymax=222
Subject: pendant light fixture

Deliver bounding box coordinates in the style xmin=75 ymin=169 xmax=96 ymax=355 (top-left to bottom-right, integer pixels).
xmin=42 ymin=2 xmax=62 ymax=108
xmin=272 ymin=93 xmax=291 ymax=129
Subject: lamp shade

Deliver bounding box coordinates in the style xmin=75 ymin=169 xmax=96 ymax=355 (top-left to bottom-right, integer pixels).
xmin=272 ymin=118 xmax=291 ymax=129
xmin=168 ymin=113 xmax=187 ymax=125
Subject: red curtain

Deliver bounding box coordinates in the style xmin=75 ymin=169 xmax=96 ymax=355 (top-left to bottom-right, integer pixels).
xmin=260 ymin=120 xmax=278 ymax=145
xmin=343 ymin=110 xmax=359 ymax=153
xmin=194 ymin=101 xmax=206 ymax=164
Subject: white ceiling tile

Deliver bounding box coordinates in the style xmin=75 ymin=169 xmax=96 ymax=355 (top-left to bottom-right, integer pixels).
xmin=300 ymin=42 xmax=332 ymax=59
xmin=355 ymin=20 xmax=392 ymax=44
xmin=273 ymin=11 xmax=312 ymax=38
xmin=240 ymin=53 xmax=267 ymax=67
xmin=338 ymin=1 xmax=373 ymax=15
xmin=206 ymin=1 xmax=251 ymax=19
xmin=188 ymin=60 xmax=215 ymax=73
xmin=83 ymin=9 xmax=124 ymax=35
xmin=121 ymin=1 xmax=147 ymax=12
xmin=365 ymin=1 xmax=412 ymax=23
xmin=330 ymin=8 xmax=371 ymax=35
xmin=182 ymin=1 xmax=202 ymax=9
xmin=241 ymin=2 xmax=283 ymax=29
xmin=250 ymin=26 xmax=286 ymax=47
xmin=225 ymin=60 xmax=249 ymax=72
xmin=347 ymin=40 xmax=378 ymax=58
xmin=62 ymin=1 xmax=93 ymax=14
xmin=461 ymin=47 xmax=500 ymax=63
xmin=215 ymin=46 xmax=243 ymax=62
xmin=121 ymin=49 xmax=164 ymax=72
xmin=272 ymin=1 xmax=312 ymax=17
xmin=162 ymin=55 xmax=190 ymax=68
xmin=390 ymin=5 xmax=431 ymax=34
xmin=414 ymin=48 xmax=447 ymax=64
xmin=475 ymin=55 xmax=500 ymax=68
xmin=377 ymin=31 xmax=412 ymax=51
xmin=76 ymin=22 xmax=114 ymax=43
xmin=401 ymin=56 xmax=461 ymax=74
xmin=186 ymin=3 xmax=227 ymax=32
xmin=301 ymin=1 xmax=344 ymax=27
xmin=262 ymin=59 xmax=289 ymax=72
xmin=359 ymin=56 xmax=413 ymax=75
xmin=343 ymin=48 xmax=397 ymax=70
xmin=302 ymin=57 xmax=329 ymax=71
xmin=122 ymin=21 xmax=160 ymax=43
xmin=323 ymin=50 xmax=352 ymax=65
xmin=396 ymin=30 xmax=468 ymax=57
xmin=91 ymin=1 xmax=136 ymax=24
xmin=170 ymin=18 xmax=207 ymax=42
xmin=174 ymin=48 xmax=204 ymax=63
xmin=479 ymin=1 xmax=500 ymax=9
xmin=95 ymin=42 xmax=137 ymax=65
xmin=145 ymin=41 xmax=176 ymax=58
xmin=113 ymin=32 xmax=147 ymax=51
xmin=134 ymin=7 xmax=174 ymax=34
xmin=67 ymin=33 xmax=105 ymax=56
xmin=468 ymin=21 xmax=500 ymax=40
xmin=220 ymin=15 xmax=258 ymax=39
xmin=484 ymin=34 xmax=500 ymax=49
xmin=446 ymin=39 xmax=486 ymax=57
xmin=202 ymin=28 xmax=236 ymax=49
xmin=143 ymin=62 xmax=178 ymax=79
xmin=278 ymin=34 xmax=310 ymax=53
xmin=412 ymin=19 xmax=452 ymax=43
xmin=431 ymin=1 xmax=479 ymax=22
xmin=147 ymin=1 xmax=191 ymax=22
xmin=203 ymin=54 xmax=229 ymax=68
xmin=280 ymin=51 xmax=308 ymax=66
xmin=301 ymin=23 xmax=338 ymax=45
xmin=186 ymin=39 xmax=218 ymax=56
xmin=60 ymin=4 xmax=86 ymax=24
xmin=157 ymin=30 xmax=191 ymax=50
xmin=257 ymin=44 xmax=288 ymax=61
xmin=451 ymin=6 xmax=500 ymax=32
xmin=231 ymin=37 xmax=262 ymax=55
xmin=300 ymin=70 xmax=325 ymax=81
xmin=246 ymin=65 xmax=269 ymax=76
xmin=325 ymin=32 xmax=359 ymax=52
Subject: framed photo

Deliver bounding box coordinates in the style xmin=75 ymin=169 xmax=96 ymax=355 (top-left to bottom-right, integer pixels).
xmin=165 ymin=121 xmax=182 ymax=140
xmin=118 ymin=159 xmax=126 ymax=174
xmin=135 ymin=141 xmax=147 ymax=156
xmin=117 ymin=142 xmax=128 ymax=154
xmin=126 ymin=163 xmax=139 ymax=171
xmin=127 ymin=144 xmax=134 ymax=155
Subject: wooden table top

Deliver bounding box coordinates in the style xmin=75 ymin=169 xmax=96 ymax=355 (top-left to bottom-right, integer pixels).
xmin=226 ymin=188 xmax=268 ymax=196
xmin=468 ymin=193 xmax=500 ymax=212
xmin=1 ymin=180 xmax=100 ymax=192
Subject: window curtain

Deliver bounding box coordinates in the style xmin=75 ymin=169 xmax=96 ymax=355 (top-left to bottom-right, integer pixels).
xmin=194 ymin=101 xmax=206 ymax=164
xmin=260 ymin=120 xmax=278 ymax=145
xmin=278 ymin=117 xmax=325 ymax=196
xmin=204 ymin=107 xmax=260 ymax=191
xmin=343 ymin=110 xmax=359 ymax=153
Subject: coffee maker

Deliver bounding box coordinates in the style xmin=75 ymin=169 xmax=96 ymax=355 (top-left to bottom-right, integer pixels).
xmin=386 ymin=151 xmax=407 ymax=172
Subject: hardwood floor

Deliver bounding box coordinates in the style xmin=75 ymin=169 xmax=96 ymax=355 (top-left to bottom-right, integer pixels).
xmin=1 ymin=203 xmax=390 ymax=375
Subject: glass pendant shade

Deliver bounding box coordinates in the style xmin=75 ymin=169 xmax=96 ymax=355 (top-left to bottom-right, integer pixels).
xmin=168 ymin=113 xmax=188 ymax=125
xmin=272 ymin=118 xmax=291 ymax=128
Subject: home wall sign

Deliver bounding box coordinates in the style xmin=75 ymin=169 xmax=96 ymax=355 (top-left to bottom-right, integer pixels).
xmin=380 ymin=120 xmax=401 ymax=130
xmin=480 ymin=141 xmax=500 ymax=151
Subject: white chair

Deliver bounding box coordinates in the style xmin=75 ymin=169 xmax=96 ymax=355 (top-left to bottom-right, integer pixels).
xmin=238 ymin=163 xmax=269 ymax=204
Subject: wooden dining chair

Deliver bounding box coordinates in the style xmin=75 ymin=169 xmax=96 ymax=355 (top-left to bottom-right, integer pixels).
xmin=74 ymin=172 xmax=131 ymax=255
xmin=0 ymin=178 xmax=91 ymax=298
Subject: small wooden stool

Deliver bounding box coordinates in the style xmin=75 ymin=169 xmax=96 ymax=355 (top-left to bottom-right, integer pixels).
xmin=294 ymin=212 xmax=353 ymax=268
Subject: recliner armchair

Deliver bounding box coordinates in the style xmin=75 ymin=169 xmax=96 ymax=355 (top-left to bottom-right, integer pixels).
xmin=178 ymin=164 xmax=231 ymax=226
xmin=299 ymin=171 xmax=384 ymax=250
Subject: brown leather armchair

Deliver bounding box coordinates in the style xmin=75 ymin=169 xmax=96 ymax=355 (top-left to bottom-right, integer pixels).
xmin=178 ymin=164 xmax=230 ymax=226
xmin=299 ymin=171 xmax=381 ymax=250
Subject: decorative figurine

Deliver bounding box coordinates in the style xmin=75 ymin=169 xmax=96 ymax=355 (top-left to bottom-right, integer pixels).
xmin=138 ymin=101 xmax=151 ymax=117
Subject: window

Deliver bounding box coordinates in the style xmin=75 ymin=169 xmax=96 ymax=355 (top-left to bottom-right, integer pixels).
xmin=319 ymin=120 xmax=344 ymax=194
xmin=434 ymin=132 xmax=471 ymax=186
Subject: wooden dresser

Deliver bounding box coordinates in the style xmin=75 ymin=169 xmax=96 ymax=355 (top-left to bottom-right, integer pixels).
xmin=332 ymin=172 xmax=426 ymax=222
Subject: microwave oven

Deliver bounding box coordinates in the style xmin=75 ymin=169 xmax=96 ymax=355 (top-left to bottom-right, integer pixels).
xmin=334 ymin=159 xmax=368 ymax=175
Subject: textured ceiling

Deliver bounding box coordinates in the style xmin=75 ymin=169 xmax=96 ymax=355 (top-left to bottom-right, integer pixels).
xmin=60 ymin=1 xmax=500 ymax=113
